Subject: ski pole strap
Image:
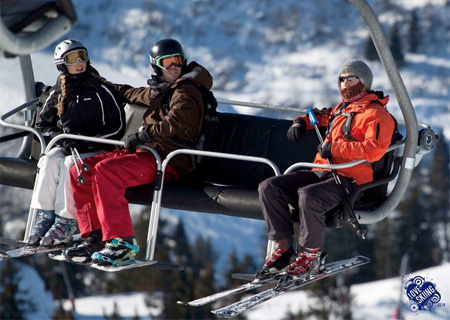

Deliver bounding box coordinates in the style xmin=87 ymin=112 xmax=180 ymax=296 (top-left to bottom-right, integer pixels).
xmin=306 ymin=108 xmax=318 ymax=125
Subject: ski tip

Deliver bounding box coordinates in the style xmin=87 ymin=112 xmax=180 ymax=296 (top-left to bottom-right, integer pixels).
xmin=356 ymin=255 xmax=371 ymax=263
xmin=176 ymin=300 xmax=189 ymax=306
xmin=211 ymin=309 xmax=234 ymax=318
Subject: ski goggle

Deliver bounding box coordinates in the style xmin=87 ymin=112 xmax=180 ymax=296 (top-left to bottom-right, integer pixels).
xmin=339 ymin=75 xmax=359 ymax=83
xmin=63 ymin=50 xmax=89 ymax=65
xmin=151 ymin=53 xmax=185 ymax=70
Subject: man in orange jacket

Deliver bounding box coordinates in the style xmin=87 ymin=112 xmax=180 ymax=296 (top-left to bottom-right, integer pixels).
xmin=256 ymin=59 xmax=395 ymax=280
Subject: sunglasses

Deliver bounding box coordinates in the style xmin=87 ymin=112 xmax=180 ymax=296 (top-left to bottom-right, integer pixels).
xmin=339 ymin=75 xmax=359 ymax=83
xmin=151 ymin=54 xmax=185 ymax=70
xmin=64 ymin=50 xmax=89 ymax=65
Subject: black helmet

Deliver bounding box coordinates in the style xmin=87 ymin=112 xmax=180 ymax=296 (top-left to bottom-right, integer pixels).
xmin=54 ymin=39 xmax=90 ymax=75
xmin=149 ymin=39 xmax=186 ymax=75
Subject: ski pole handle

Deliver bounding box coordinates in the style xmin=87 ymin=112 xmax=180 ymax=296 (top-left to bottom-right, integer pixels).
xmin=306 ymin=108 xmax=324 ymax=144
xmin=306 ymin=108 xmax=318 ymax=125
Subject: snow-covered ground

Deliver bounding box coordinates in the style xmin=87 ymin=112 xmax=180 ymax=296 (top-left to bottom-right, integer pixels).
xmin=247 ymin=263 xmax=450 ymax=320
xmin=8 ymin=259 xmax=448 ymax=319
xmin=46 ymin=262 xmax=446 ymax=319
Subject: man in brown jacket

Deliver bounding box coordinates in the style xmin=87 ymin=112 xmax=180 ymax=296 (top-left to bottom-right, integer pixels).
xmin=65 ymin=39 xmax=214 ymax=266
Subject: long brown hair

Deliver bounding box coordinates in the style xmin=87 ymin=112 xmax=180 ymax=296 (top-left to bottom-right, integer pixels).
xmin=56 ymin=70 xmax=109 ymax=116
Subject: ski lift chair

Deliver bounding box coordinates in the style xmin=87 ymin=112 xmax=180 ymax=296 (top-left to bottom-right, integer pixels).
xmin=0 ymin=0 xmax=439 ymax=271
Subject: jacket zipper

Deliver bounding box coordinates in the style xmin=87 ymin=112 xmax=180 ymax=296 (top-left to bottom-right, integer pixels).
xmin=96 ymin=93 xmax=106 ymax=125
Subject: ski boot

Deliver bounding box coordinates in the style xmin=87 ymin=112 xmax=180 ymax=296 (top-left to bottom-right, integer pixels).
xmin=91 ymin=236 xmax=140 ymax=266
xmin=285 ymin=247 xmax=322 ymax=280
xmin=26 ymin=209 xmax=55 ymax=246
xmin=40 ymin=215 xmax=76 ymax=247
xmin=65 ymin=230 xmax=104 ymax=264
xmin=255 ymin=243 xmax=294 ymax=281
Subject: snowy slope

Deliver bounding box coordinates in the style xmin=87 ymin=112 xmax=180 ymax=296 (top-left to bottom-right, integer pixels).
xmin=56 ymin=262 xmax=450 ymax=319
xmin=246 ymin=262 xmax=450 ymax=320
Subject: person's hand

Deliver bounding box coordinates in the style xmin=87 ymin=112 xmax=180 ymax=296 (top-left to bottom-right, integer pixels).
xmin=287 ymin=118 xmax=307 ymax=144
xmin=124 ymin=125 xmax=153 ymax=153
xmin=61 ymin=140 xmax=78 ymax=156
xmin=317 ymin=142 xmax=332 ymax=159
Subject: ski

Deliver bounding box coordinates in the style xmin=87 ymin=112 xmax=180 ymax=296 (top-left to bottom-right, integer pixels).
xmin=0 ymin=237 xmax=27 ymax=247
xmin=211 ymin=255 xmax=370 ymax=318
xmin=91 ymin=259 xmax=183 ymax=272
xmin=0 ymin=248 xmax=8 ymax=260
xmin=49 ymin=252 xmax=182 ymax=272
xmin=4 ymin=244 xmax=73 ymax=259
xmin=48 ymin=251 xmax=91 ymax=266
xmin=1 ymin=234 xmax=84 ymax=260
xmin=177 ymin=275 xmax=279 ymax=307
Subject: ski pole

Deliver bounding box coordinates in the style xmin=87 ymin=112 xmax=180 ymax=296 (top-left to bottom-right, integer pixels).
xmin=70 ymin=147 xmax=86 ymax=184
xmin=73 ymin=147 xmax=90 ymax=173
xmin=61 ymin=124 xmax=88 ymax=183
xmin=306 ymin=108 xmax=366 ymax=239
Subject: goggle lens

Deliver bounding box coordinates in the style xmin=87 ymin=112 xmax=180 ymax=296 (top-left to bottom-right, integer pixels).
xmin=339 ymin=75 xmax=359 ymax=83
xmin=155 ymin=54 xmax=184 ymax=69
xmin=64 ymin=50 xmax=89 ymax=65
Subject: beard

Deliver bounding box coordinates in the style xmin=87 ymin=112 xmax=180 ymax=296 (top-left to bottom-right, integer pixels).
xmin=339 ymin=82 xmax=366 ymax=100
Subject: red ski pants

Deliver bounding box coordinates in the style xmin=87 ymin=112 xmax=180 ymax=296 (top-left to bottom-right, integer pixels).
xmin=69 ymin=149 xmax=178 ymax=241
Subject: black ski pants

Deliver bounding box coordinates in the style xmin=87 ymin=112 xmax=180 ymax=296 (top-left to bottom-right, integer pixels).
xmin=258 ymin=170 xmax=354 ymax=249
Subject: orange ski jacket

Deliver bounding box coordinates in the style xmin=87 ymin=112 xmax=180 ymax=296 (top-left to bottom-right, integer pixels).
xmin=298 ymin=92 xmax=395 ymax=185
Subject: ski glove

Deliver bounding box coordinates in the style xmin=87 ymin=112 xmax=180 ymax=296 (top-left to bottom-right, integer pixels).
xmin=317 ymin=142 xmax=332 ymax=159
xmin=124 ymin=125 xmax=154 ymax=153
xmin=287 ymin=118 xmax=307 ymax=144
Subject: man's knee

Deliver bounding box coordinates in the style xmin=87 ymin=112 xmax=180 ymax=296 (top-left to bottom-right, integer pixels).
xmin=298 ymin=188 xmax=325 ymax=212
xmin=258 ymin=176 xmax=280 ymax=196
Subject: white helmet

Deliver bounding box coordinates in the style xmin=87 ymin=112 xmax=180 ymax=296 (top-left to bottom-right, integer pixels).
xmin=54 ymin=39 xmax=89 ymax=74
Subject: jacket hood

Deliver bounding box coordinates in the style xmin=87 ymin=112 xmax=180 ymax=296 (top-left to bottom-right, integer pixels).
xmin=176 ymin=61 xmax=213 ymax=91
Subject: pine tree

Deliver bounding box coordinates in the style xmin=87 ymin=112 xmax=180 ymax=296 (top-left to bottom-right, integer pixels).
xmin=161 ymin=220 xmax=197 ymax=320
xmin=363 ymin=36 xmax=380 ymax=62
xmin=0 ymin=260 xmax=24 ymax=319
xmin=225 ymin=247 xmax=242 ymax=289
xmin=373 ymin=218 xmax=394 ymax=279
xmin=389 ymin=22 xmax=405 ymax=68
xmin=108 ymin=301 xmax=122 ymax=320
xmin=392 ymin=166 xmax=440 ymax=273
xmin=407 ymin=9 xmax=421 ymax=53
xmin=427 ymin=131 xmax=450 ymax=261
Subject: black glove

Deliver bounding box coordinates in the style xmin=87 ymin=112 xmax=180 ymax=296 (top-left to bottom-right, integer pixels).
xmin=124 ymin=125 xmax=153 ymax=153
xmin=317 ymin=142 xmax=332 ymax=159
xmin=60 ymin=140 xmax=78 ymax=156
xmin=287 ymin=118 xmax=307 ymax=144
xmin=35 ymin=82 xmax=52 ymax=97
xmin=35 ymin=82 xmax=53 ymax=107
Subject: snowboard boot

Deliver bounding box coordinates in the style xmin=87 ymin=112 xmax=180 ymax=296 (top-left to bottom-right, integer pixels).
xmin=286 ymin=247 xmax=322 ymax=280
xmin=26 ymin=209 xmax=55 ymax=246
xmin=40 ymin=215 xmax=76 ymax=247
xmin=65 ymin=229 xmax=104 ymax=264
xmin=255 ymin=240 xmax=294 ymax=280
xmin=91 ymin=236 xmax=140 ymax=266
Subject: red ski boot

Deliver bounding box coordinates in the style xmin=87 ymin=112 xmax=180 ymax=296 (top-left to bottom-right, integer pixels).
xmin=286 ymin=247 xmax=321 ymax=280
